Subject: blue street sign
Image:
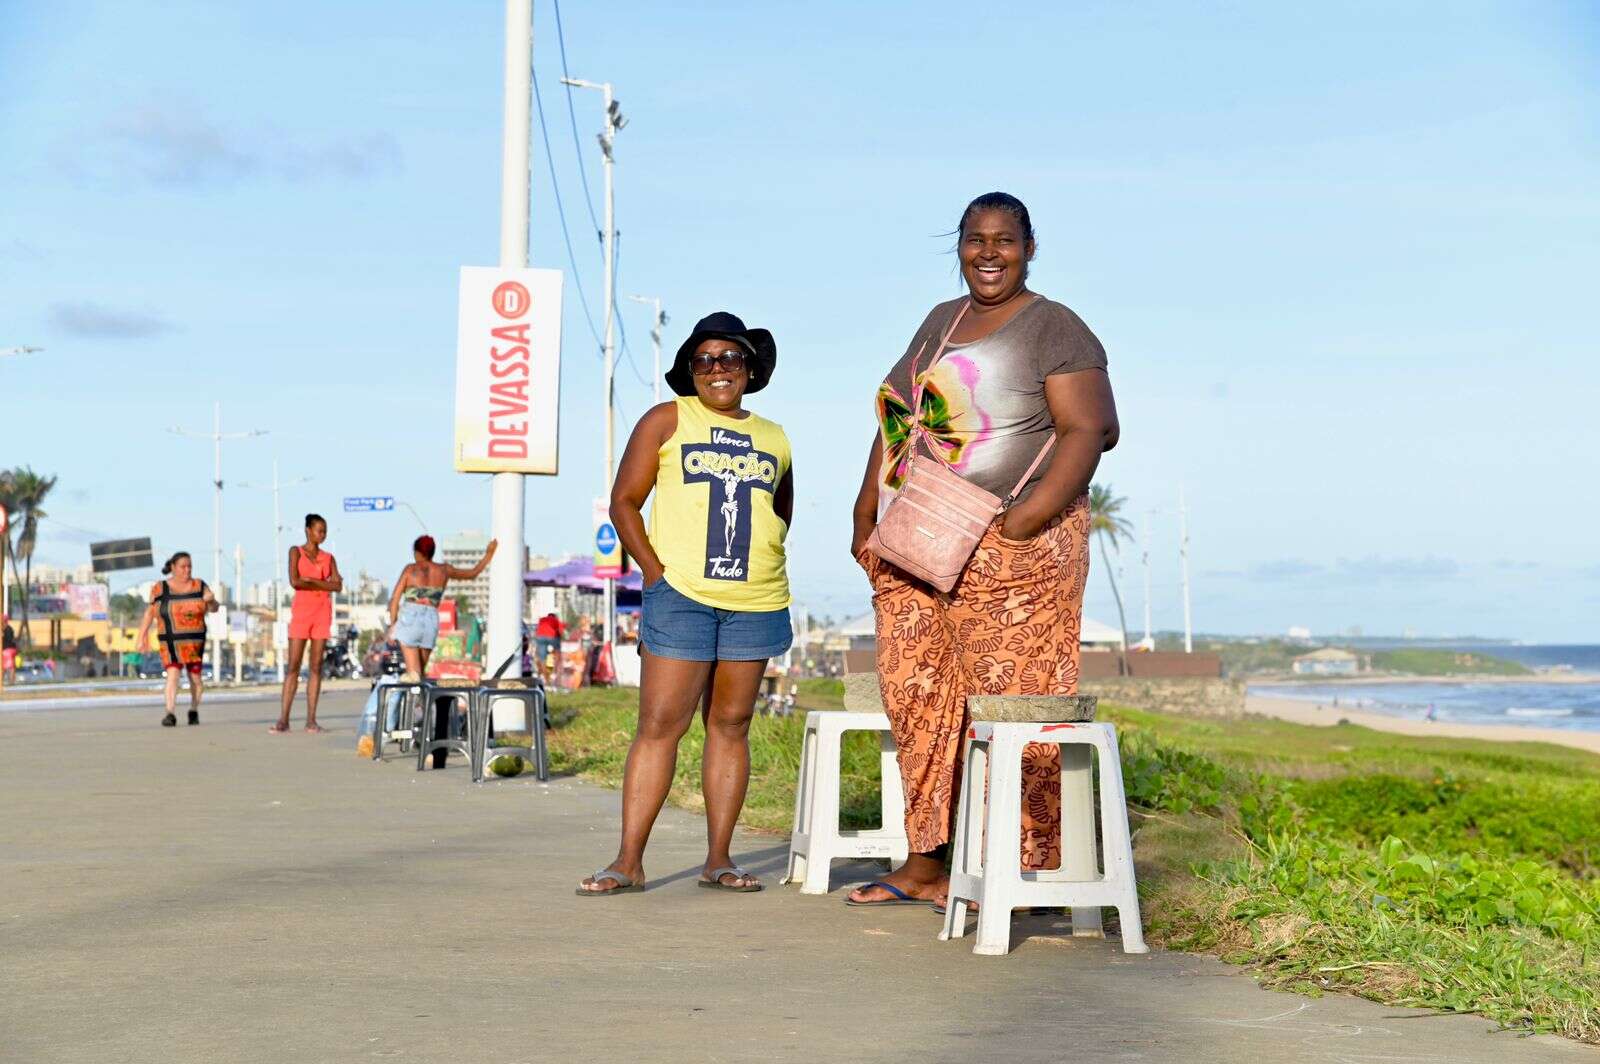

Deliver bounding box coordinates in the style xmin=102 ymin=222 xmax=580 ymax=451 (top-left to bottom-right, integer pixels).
xmin=344 ymin=496 xmax=396 ymax=513
xmin=595 ymin=523 xmax=619 ymax=553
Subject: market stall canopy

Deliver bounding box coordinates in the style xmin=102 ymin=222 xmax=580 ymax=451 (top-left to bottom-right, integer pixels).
xmin=525 ymin=557 xmax=643 ymax=591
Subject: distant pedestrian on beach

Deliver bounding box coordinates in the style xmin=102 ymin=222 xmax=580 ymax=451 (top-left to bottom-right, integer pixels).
xmin=271 ymin=514 xmax=342 ymax=734
xmin=578 ymin=311 xmax=793 ymax=896
xmin=134 ymin=552 xmax=220 ymax=726
xmin=1426 ymin=702 xmax=1437 ymax=722
xmin=848 ymin=192 xmax=1119 ymax=908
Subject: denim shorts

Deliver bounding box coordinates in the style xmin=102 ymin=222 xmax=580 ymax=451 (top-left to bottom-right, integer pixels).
xmin=640 ymin=578 xmax=792 ymax=662
xmin=393 ymin=602 xmax=439 ymax=650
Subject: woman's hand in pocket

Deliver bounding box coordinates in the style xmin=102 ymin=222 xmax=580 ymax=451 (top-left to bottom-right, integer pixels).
xmin=999 ymin=505 xmax=1047 ymax=544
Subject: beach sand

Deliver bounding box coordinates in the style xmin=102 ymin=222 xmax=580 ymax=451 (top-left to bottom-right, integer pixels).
xmin=1245 ymin=694 xmax=1600 ymax=756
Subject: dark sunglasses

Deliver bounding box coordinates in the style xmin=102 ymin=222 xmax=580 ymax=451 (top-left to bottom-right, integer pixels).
xmin=689 ymin=350 xmax=748 ymax=375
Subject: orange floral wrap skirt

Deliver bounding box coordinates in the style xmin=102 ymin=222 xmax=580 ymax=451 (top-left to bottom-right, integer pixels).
xmin=864 ymin=495 xmax=1090 ymax=870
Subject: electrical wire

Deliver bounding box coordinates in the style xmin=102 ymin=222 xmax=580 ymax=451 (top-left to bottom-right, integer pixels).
xmin=552 ymin=0 xmax=603 ymax=245
xmin=530 ymin=62 xmax=603 ymax=357
xmin=610 ymin=232 xmax=652 ymax=388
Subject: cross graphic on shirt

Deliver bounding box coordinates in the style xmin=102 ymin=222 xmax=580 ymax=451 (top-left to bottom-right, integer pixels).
xmin=679 ymin=429 xmax=777 ymax=582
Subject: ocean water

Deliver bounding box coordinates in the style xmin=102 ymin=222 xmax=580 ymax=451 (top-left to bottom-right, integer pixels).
xmin=1249 ymin=679 xmax=1600 ymax=732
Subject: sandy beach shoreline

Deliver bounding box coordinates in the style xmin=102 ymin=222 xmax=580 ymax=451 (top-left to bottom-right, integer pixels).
xmin=1244 ymin=694 xmax=1600 ymax=755
xmin=1251 ymin=671 xmax=1600 ymax=686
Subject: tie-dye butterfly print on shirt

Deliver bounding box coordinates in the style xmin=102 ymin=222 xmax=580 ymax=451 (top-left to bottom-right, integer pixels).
xmin=873 ymin=296 xmax=1109 ymax=507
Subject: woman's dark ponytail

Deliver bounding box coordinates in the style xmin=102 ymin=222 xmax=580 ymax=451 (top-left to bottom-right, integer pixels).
xmin=161 ymin=551 xmax=190 ymax=576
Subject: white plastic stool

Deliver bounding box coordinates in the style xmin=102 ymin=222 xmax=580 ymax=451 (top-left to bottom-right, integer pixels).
xmin=940 ymin=716 xmax=1147 ymax=956
xmin=781 ymin=710 xmax=909 ymax=894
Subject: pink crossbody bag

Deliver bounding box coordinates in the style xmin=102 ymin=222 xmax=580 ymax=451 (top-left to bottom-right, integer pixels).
xmin=867 ymin=300 xmax=1057 ymax=592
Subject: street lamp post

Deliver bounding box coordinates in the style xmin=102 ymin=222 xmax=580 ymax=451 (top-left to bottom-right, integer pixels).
xmin=561 ymin=74 xmax=626 ymax=648
xmin=238 ymin=460 xmax=311 ymax=681
xmin=628 ymin=295 xmax=666 ymax=404
xmin=170 ymin=402 xmax=266 ymax=673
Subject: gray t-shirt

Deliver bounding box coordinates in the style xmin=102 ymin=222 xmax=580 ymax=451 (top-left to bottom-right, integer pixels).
xmin=876 ymin=295 xmax=1107 ymax=503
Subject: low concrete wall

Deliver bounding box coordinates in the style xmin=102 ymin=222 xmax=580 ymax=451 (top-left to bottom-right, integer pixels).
xmin=1080 ymin=676 xmax=1245 ymax=718
xmin=1080 ymin=650 xmax=1222 ymax=679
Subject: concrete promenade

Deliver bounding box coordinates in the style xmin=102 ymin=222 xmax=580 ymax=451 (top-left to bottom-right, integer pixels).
xmin=2 ymin=692 xmax=1592 ymax=1063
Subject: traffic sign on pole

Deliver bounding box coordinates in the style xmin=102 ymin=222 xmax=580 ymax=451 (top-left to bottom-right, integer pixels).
xmin=593 ymin=498 xmax=622 ymax=579
xmin=343 ymin=497 xmax=396 ymax=513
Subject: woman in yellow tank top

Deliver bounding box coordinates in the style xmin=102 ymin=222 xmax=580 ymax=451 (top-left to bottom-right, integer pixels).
xmin=578 ymin=312 xmax=794 ymax=897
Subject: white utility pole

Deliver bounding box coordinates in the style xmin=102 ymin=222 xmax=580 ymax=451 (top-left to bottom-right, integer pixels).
xmin=629 ymin=295 xmax=666 ymax=403
xmin=485 ymin=0 xmax=533 ymax=680
xmin=170 ymin=402 xmax=266 ymax=673
xmin=1141 ymin=508 xmax=1154 ymax=648
xmin=233 ymin=543 xmax=245 ymax=683
xmin=239 ymin=460 xmax=312 ymax=617
xmin=562 ymin=74 xmax=626 ymax=649
xmin=1179 ymin=489 xmax=1193 ymax=653
xmin=239 ymin=461 xmax=310 ymax=681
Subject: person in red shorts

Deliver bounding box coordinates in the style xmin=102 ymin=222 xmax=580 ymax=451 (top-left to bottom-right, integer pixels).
xmin=271 ymin=513 xmax=343 ymax=733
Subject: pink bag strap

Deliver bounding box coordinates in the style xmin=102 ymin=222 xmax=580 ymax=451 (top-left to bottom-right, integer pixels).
xmin=1001 ymin=433 xmax=1057 ymax=509
xmin=907 ymin=301 xmax=970 ymax=460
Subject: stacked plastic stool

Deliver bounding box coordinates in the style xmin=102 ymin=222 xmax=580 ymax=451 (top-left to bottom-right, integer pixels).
xmin=370 ymin=677 xmax=430 ymax=762
xmin=469 ymin=677 xmax=549 ymax=783
xmin=782 ymin=673 xmax=909 ymax=894
xmin=939 ymin=694 xmax=1148 ymax=957
xmin=415 ymin=678 xmax=477 ymax=772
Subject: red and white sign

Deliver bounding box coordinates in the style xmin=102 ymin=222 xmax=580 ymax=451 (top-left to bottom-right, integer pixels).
xmin=0 ymin=504 xmax=8 ymax=535
xmin=454 ymin=266 xmax=563 ymax=475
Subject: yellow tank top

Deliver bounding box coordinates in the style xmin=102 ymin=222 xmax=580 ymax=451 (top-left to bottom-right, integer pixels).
xmin=649 ymin=397 xmax=792 ymax=611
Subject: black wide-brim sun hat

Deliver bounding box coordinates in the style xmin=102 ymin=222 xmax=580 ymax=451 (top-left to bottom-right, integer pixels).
xmin=665 ymin=311 xmax=777 ymax=397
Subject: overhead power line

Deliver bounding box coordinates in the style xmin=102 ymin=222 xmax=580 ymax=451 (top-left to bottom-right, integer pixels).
xmin=552 ymin=0 xmax=603 ymax=244
xmin=530 ymin=62 xmax=603 ymax=357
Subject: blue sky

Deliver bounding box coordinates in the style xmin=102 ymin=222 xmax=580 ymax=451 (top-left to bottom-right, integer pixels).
xmin=2 ymin=1 xmax=1597 ymax=641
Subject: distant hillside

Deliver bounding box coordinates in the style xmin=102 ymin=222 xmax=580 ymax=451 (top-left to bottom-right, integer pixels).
xmin=1201 ymin=640 xmax=1534 ymax=677
xmin=1368 ymin=648 xmax=1531 ymax=676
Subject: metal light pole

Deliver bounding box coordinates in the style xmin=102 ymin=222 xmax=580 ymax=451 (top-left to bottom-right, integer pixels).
xmin=238 ymin=460 xmax=311 ymax=681
xmin=1141 ymin=507 xmax=1154 ymax=648
xmin=486 ymin=0 xmax=533 ymax=679
xmin=561 ymin=74 xmax=626 ymax=648
xmin=170 ymin=402 xmax=266 ymax=672
xmin=628 ymin=295 xmax=666 ymax=403
xmin=233 ymin=543 xmax=245 ymax=682
xmin=1179 ymin=489 xmax=1193 ymax=653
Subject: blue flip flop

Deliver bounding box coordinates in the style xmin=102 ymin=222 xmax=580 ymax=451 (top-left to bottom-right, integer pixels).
xmin=845 ymin=881 xmax=934 ymax=907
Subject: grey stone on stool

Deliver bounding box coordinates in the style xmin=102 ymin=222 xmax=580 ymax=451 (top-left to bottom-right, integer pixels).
xmin=842 ymin=672 xmax=886 ymax=712
xmin=966 ymin=695 xmax=1097 ymax=723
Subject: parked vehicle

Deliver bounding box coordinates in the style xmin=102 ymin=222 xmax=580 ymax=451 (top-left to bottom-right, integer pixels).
xmin=320 ymin=639 xmax=362 ymax=680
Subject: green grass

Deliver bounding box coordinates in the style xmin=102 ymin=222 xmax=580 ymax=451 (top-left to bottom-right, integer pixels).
xmin=544 ymin=684 xmax=1600 ymax=1043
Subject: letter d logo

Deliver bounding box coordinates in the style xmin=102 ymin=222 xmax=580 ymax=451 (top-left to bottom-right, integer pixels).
xmin=492 ymin=281 xmax=530 ymax=318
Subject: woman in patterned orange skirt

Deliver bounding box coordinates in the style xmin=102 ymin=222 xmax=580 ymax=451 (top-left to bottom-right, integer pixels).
xmin=847 ymin=193 xmax=1120 ymax=907
xmin=135 ymin=551 xmax=220 ymax=727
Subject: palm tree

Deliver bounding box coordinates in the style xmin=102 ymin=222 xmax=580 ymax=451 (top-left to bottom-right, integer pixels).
xmin=1088 ymin=483 xmax=1133 ymax=676
xmin=6 ymin=467 xmax=58 ymax=647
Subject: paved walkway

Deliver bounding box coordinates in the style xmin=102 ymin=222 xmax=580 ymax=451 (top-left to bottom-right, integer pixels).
xmin=2 ymin=693 xmax=1592 ymax=1063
